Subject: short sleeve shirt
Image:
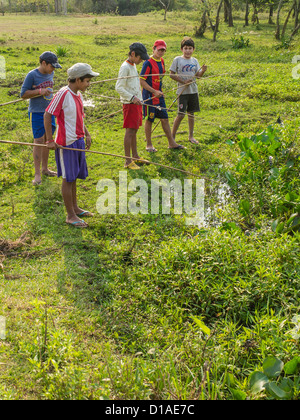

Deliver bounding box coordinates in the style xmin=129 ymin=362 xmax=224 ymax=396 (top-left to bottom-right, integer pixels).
xmin=46 ymin=87 xmax=85 ymax=146
xmin=170 ymin=56 xmax=201 ymax=95
xmin=20 ymin=68 xmax=54 ymax=113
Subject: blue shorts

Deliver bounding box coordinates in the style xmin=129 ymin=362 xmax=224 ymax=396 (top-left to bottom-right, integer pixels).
xmin=29 ymin=112 xmax=56 ymax=139
xmin=55 ymin=138 xmax=88 ymax=183
xmin=143 ymin=98 xmax=168 ymax=123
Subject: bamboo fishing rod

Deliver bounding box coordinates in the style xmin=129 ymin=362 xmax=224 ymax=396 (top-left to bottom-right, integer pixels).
xmin=0 ymin=140 xmax=204 ymax=179
xmin=0 ymin=72 xmax=232 ymax=108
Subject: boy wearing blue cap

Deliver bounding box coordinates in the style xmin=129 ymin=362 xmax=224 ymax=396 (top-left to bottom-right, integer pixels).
xmin=21 ymin=51 xmax=62 ymax=185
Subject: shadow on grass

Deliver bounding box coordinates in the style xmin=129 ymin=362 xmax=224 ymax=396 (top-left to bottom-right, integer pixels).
xmin=32 ymin=178 xmax=114 ymax=309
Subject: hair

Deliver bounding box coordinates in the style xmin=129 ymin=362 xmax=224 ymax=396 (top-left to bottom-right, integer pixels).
xmin=181 ymin=36 xmax=195 ymax=49
xmin=40 ymin=59 xmax=50 ymax=65
xmin=128 ymin=50 xmax=140 ymax=58
xmin=68 ymin=74 xmax=93 ymax=83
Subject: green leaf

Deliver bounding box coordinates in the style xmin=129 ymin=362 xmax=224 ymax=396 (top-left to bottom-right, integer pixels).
xmin=191 ymin=317 xmax=211 ymax=335
xmin=249 ymin=371 xmax=269 ymax=393
xmin=263 ymin=357 xmax=284 ymax=379
xmin=284 ymin=357 xmax=300 ymax=375
xmin=230 ymin=388 xmax=247 ymax=400
xmin=239 ymin=199 xmax=250 ymax=216
xmin=265 ymin=382 xmax=290 ymax=400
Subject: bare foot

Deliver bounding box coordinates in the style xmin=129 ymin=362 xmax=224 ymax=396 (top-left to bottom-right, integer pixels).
xmin=42 ymin=169 xmax=57 ymax=177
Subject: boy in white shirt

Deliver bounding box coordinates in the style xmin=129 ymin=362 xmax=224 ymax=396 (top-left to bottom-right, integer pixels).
xmin=170 ymin=37 xmax=207 ymax=145
xmin=116 ymin=42 xmax=149 ymax=169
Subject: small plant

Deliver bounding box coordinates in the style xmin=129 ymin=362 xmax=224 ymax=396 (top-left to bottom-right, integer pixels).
xmin=93 ymin=18 xmax=98 ymax=25
xmin=275 ymin=36 xmax=293 ymax=50
xmin=249 ymin=356 xmax=300 ymax=399
xmin=231 ymin=36 xmax=250 ymax=49
xmin=54 ymin=45 xmax=69 ymax=57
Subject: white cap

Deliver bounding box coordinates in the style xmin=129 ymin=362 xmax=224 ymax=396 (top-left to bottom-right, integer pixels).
xmin=67 ymin=63 xmax=99 ymax=79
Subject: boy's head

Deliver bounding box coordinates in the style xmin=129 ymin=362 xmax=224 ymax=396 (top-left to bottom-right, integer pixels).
xmin=181 ymin=37 xmax=195 ymax=59
xmin=153 ymin=39 xmax=167 ymax=51
xmin=153 ymin=39 xmax=167 ymax=59
xmin=67 ymin=63 xmax=99 ymax=91
xmin=181 ymin=36 xmax=195 ymax=50
xmin=39 ymin=51 xmax=62 ymax=73
xmin=129 ymin=42 xmax=149 ymax=64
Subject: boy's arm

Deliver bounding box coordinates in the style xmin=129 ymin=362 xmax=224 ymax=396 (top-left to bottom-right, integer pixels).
xmin=84 ymin=125 xmax=92 ymax=150
xmin=21 ymin=73 xmax=52 ymax=99
xmin=115 ymin=66 xmax=134 ymax=102
xmin=21 ymin=87 xmax=52 ymax=99
xmin=140 ymin=78 xmax=163 ymax=98
xmin=44 ymin=111 xmax=57 ymax=150
xmin=196 ymin=65 xmax=207 ymax=78
xmin=170 ymin=70 xmax=194 ymax=85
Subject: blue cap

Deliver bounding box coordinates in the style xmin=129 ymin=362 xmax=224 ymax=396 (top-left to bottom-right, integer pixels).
xmin=129 ymin=43 xmax=149 ymax=60
xmin=39 ymin=51 xmax=62 ymax=69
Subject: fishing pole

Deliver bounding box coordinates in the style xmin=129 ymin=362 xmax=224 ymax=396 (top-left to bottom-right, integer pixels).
xmin=0 ymin=140 xmax=204 ymax=179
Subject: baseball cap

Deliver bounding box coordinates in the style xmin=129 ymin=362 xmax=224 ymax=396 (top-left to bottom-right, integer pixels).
xmin=67 ymin=63 xmax=99 ymax=79
xmin=129 ymin=42 xmax=150 ymax=60
xmin=39 ymin=51 xmax=62 ymax=69
xmin=154 ymin=40 xmax=167 ymax=50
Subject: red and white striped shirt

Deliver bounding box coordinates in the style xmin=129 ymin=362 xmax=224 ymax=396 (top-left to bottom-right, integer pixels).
xmin=46 ymin=86 xmax=85 ymax=146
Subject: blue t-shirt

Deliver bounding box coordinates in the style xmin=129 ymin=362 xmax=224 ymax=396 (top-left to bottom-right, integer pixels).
xmin=20 ymin=68 xmax=54 ymax=113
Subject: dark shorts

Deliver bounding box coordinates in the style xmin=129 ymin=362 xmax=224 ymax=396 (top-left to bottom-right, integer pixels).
xmin=29 ymin=112 xmax=56 ymax=139
xmin=123 ymin=104 xmax=143 ymax=130
xmin=143 ymin=96 xmax=168 ymax=123
xmin=55 ymin=138 xmax=88 ymax=183
xmin=178 ymin=93 xmax=200 ymax=114
xmin=143 ymin=104 xmax=168 ymax=123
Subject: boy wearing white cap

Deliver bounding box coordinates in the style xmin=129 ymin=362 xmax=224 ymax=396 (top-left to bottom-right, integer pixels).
xmin=44 ymin=63 xmax=99 ymax=228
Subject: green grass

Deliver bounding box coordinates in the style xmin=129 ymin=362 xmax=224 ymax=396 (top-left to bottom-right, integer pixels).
xmin=0 ymin=11 xmax=299 ymax=400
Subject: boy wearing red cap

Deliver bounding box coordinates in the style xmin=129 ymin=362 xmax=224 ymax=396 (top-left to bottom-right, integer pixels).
xmin=140 ymin=40 xmax=183 ymax=153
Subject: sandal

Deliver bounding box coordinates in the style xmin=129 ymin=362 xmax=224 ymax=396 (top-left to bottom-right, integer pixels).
xmin=76 ymin=211 xmax=94 ymax=218
xmin=124 ymin=162 xmax=141 ymax=170
xmin=66 ymin=220 xmax=88 ymax=228
xmin=168 ymin=144 xmax=185 ymax=150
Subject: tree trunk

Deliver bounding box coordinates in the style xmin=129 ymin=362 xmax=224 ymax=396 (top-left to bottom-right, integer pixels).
xmin=195 ymin=10 xmax=208 ymax=37
xmin=245 ymin=0 xmax=249 ymax=26
xmin=224 ymin=0 xmax=233 ymax=27
xmin=275 ymin=0 xmax=284 ymax=40
xmin=281 ymin=0 xmax=296 ymax=39
xmin=213 ymin=0 xmax=224 ymax=42
xmin=269 ymin=5 xmax=274 ymax=24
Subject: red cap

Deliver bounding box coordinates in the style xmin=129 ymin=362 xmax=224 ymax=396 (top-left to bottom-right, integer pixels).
xmin=154 ymin=39 xmax=167 ymax=50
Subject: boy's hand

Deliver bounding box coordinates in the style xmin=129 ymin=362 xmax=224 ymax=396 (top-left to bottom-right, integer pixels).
xmin=41 ymin=88 xmax=53 ymax=96
xmin=153 ymin=89 xmax=163 ymax=98
xmin=201 ymin=65 xmax=208 ymax=73
xmin=85 ymin=135 xmax=92 ymax=150
xmin=132 ymin=96 xmax=143 ymax=106
xmin=46 ymin=140 xmax=57 ymax=150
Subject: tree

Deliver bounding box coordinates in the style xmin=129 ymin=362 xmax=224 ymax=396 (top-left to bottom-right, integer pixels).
xmin=158 ymin=0 xmax=172 ymax=20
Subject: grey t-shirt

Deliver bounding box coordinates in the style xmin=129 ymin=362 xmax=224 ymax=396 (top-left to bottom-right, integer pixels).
xmin=170 ymin=56 xmax=201 ymax=95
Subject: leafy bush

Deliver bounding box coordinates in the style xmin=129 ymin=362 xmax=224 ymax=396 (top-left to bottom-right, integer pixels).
xmin=225 ymin=125 xmax=300 ymax=234
xmin=231 ymin=36 xmax=250 ymax=49
xmin=54 ymin=46 xmax=69 ymax=58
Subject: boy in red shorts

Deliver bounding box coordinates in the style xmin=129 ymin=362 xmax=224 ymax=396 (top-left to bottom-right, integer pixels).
xmin=44 ymin=63 xmax=99 ymax=228
xmin=116 ymin=42 xmax=149 ymax=169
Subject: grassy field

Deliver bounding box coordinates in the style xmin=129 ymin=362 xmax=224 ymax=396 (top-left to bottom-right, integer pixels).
xmin=0 ymin=11 xmax=299 ymax=400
